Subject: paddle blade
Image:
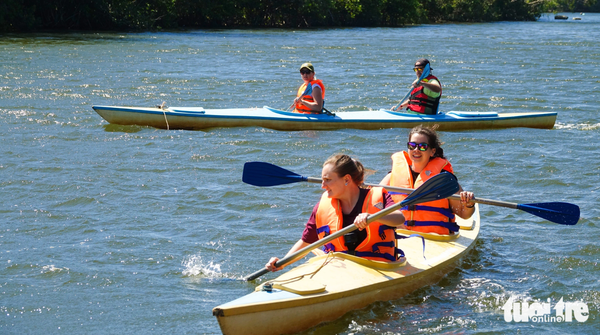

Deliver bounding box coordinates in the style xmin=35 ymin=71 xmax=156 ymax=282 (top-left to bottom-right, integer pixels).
xmin=517 ymin=202 xmax=580 ymax=225
xmin=400 ymin=171 xmax=459 ymax=207
xmin=420 ymin=63 xmax=431 ymax=80
xmin=242 ymin=162 xmax=307 ymax=187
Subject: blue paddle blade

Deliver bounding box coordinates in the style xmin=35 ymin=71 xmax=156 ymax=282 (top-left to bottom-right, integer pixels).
xmin=517 ymin=202 xmax=580 ymax=225
xmin=242 ymin=162 xmax=307 ymax=187
xmin=400 ymin=171 xmax=459 ymax=207
xmin=421 ymin=63 xmax=431 ymax=79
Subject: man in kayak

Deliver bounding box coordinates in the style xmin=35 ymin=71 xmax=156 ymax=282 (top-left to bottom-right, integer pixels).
xmin=380 ymin=125 xmax=475 ymax=235
xmin=266 ymin=154 xmax=406 ymax=271
xmin=393 ymin=58 xmax=442 ymax=115
xmin=293 ymin=63 xmax=325 ymax=114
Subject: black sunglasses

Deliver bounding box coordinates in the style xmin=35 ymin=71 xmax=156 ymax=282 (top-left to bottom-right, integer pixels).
xmin=407 ymin=142 xmax=429 ymax=151
xmin=300 ymin=70 xmax=312 ymax=75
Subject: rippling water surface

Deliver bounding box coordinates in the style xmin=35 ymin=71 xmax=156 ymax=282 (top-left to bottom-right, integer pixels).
xmin=1 ymin=12 xmax=599 ymax=334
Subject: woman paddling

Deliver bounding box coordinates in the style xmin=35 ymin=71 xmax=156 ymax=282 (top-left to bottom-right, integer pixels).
xmin=293 ymin=63 xmax=325 ymax=114
xmin=392 ymin=58 xmax=442 ymax=115
xmin=380 ymin=125 xmax=475 ymax=235
xmin=266 ymin=154 xmax=406 ymax=272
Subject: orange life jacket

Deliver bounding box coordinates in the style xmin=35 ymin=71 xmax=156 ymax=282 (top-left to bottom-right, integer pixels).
xmin=315 ymin=188 xmax=399 ymax=262
xmin=407 ymin=74 xmax=441 ymax=115
xmin=389 ymin=151 xmax=458 ymax=235
xmin=294 ymin=79 xmax=325 ymax=114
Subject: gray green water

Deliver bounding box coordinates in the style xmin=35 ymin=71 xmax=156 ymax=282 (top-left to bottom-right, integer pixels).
xmin=1 ymin=12 xmax=598 ymax=334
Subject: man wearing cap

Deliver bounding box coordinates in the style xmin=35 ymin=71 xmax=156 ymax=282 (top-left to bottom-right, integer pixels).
xmin=293 ymin=63 xmax=325 ymax=114
xmin=394 ymin=58 xmax=442 ymax=115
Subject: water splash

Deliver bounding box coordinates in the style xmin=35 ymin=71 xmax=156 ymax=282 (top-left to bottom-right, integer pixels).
xmin=181 ymin=254 xmax=238 ymax=280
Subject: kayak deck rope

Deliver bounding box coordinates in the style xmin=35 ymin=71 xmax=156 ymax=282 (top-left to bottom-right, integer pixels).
xmin=262 ymin=252 xmax=335 ymax=291
xmin=157 ymin=101 xmax=169 ymax=130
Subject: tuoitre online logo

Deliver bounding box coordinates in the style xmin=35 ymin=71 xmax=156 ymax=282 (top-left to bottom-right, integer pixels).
xmin=502 ymin=296 xmax=589 ymax=323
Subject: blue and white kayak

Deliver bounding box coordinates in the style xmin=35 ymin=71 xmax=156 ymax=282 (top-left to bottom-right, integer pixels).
xmin=92 ymin=105 xmax=557 ymax=131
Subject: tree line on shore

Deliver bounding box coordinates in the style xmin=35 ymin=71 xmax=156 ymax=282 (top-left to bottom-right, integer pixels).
xmin=0 ymin=0 xmax=598 ymax=32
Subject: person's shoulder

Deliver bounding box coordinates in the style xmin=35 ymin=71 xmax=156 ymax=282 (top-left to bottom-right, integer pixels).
xmin=441 ymin=160 xmax=454 ymax=174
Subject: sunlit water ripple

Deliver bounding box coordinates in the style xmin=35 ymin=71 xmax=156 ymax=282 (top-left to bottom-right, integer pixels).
xmin=1 ymin=12 xmax=598 ymax=334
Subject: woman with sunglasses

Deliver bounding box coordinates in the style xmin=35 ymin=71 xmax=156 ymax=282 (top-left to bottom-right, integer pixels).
xmin=394 ymin=58 xmax=442 ymax=115
xmin=293 ymin=63 xmax=325 ymax=114
xmin=266 ymin=154 xmax=406 ymax=272
xmin=380 ymin=125 xmax=475 ymax=235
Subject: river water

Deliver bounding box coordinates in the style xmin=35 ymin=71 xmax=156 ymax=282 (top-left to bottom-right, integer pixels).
xmin=1 ymin=12 xmax=598 ymax=334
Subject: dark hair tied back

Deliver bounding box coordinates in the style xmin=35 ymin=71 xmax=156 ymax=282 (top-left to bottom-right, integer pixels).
xmin=323 ymin=154 xmax=365 ymax=186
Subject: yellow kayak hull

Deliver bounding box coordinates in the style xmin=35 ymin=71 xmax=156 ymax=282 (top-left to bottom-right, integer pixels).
xmin=213 ymin=206 xmax=480 ymax=335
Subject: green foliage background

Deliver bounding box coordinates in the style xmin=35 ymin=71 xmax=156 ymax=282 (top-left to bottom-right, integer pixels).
xmin=0 ymin=0 xmax=596 ymax=32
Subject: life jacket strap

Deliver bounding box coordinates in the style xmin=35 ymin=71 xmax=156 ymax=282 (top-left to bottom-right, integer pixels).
xmin=403 ymin=205 xmax=454 ymax=218
xmin=414 ymin=205 xmax=455 ymax=219
xmin=322 ymin=243 xmax=336 ymax=253
xmin=378 ymin=225 xmax=396 ymax=240
xmin=370 ymin=240 xmax=396 ymax=252
xmin=410 ymin=96 xmax=437 ymax=108
xmin=405 ymin=220 xmax=460 ymax=233
xmin=316 ymin=225 xmax=330 ymax=235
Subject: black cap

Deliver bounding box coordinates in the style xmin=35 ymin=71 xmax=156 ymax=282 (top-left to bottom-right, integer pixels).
xmin=415 ymin=58 xmax=432 ymax=70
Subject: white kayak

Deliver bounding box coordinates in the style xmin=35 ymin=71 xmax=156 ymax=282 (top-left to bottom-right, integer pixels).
xmin=92 ymin=105 xmax=557 ymax=131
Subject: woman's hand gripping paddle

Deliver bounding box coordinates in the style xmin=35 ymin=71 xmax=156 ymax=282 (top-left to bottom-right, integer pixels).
xmin=243 ymin=170 xmax=459 ymax=281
